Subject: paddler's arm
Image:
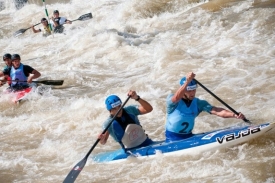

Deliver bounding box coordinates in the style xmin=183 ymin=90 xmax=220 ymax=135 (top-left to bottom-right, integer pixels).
xmin=210 ymin=106 xmax=246 ymax=120
xmin=98 ymin=131 xmax=110 ymax=145
xmin=0 ymin=71 xmax=4 ymax=77
xmin=128 ymin=90 xmax=153 ymax=114
xmin=0 ymin=76 xmax=5 ymax=86
xmin=0 ymin=75 xmax=8 ymax=86
xmin=65 ymin=19 xmax=72 ymax=24
xmin=27 ymin=69 xmax=41 ymax=83
xmin=32 ymin=25 xmax=41 ymax=33
xmin=0 ymin=71 xmax=8 ymax=86
xmin=51 ymin=17 xmax=58 ymax=27
xmin=172 ymin=72 xmax=196 ymax=103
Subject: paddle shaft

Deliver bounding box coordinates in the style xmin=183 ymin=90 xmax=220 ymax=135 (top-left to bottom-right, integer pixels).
xmin=83 ymin=95 xmax=130 ymax=159
xmin=28 ymin=22 xmax=41 ymax=30
xmin=14 ymin=22 xmax=41 ymax=36
xmin=194 ymin=79 xmax=251 ymax=123
xmin=71 ymin=19 xmax=80 ymax=22
xmin=0 ymin=79 xmax=63 ymax=86
xmin=63 ymin=96 xmax=131 ymax=183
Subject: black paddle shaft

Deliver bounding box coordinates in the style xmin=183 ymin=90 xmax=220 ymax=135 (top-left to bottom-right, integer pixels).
xmin=194 ymin=79 xmax=251 ymax=124
xmin=14 ymin=22 xmax=41 ymax=37
xmin=1 ymin=79 xmax=64 ymax=86
xmin=63 ymin=96 xmax=131 ymax=183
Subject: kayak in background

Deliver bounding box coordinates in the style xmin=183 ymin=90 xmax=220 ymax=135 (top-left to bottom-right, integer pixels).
xmin=12 ymin=86 xmax=34 ymax=103
xmin=54 ymin=25 xmax=65 ymax=34
xmin=3 ymin=83 xmax=37 ymax=103
xmin=92 ymin=122 xmax=275 ymax=163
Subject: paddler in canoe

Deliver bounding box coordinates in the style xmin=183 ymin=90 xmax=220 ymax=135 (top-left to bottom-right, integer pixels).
xmin=0 ymin=53 xmax=12 ymax=87
xmin=51 ymin=10 xmax=72 ymax=34
xmin=0 ymin=54 xmax=41 ymax=92
xmin=98 ymin=90 xmax=155 ymax=150
xmin=32 ymin=10 xmax=72 ymax=36
xmin=165 ymin=72 xmax=247 ymax=142
xmin=32 ymin=18 xmax=52 ymax=37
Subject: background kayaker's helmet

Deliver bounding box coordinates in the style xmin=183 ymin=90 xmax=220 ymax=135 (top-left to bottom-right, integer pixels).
xmin=41 ymin=18 xmax=48 ymax=23
xmin=180 ymin=77 xmax=197 ymax=91
xmin=53 ymin=10 xmax=59 ymax=14
xmin=3 ymin=53 xmax=11 ymax=61
xmin=105 ymin=95 xmax=122 ymax=111
xmin=11 ymin=54 xmax=21 ymax=60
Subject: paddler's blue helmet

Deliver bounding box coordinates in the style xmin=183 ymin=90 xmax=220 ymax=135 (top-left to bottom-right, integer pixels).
xmin=180 ymin=77 xmax=197 ymax=91
xmin=105 ymin=95 xmax=122 ymax=111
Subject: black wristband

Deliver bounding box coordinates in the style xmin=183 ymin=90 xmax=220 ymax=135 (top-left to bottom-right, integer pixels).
xmin=135 ymin=95 xmax=140 ymax=101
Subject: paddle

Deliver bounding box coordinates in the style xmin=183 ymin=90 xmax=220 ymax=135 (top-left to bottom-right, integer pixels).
xmin=63 ymin=95 xmax=130 ymax=183
xmin=53 ymin=13 xmax=93 ymax=33
xmin=71 ymin=13 xmax=93 ymax=22
xmin=1 ymin=80 xmax=64 ymax=86
xmin=13 ymin=22 xmax=41 ymax=37
xmin=194 ymin=79 xmax=251 ymax=124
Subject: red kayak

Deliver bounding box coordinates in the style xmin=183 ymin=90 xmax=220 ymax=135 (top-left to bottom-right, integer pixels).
xmin=12 ymin=87 xmax=33 ymax=103
xmin=2 ymin=85 xmax=35 ymax=103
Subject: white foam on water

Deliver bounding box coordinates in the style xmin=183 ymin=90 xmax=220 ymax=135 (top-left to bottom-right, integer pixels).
xmin=1 ymin=0 xmax=275 ymax=182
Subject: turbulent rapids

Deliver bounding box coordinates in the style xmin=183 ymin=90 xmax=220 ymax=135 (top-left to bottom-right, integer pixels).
xmin=0 ymin=0 xmax=275 ymax=182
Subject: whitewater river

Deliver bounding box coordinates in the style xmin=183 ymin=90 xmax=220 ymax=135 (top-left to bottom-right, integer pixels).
xmin=0 ymin=0 xmax=275 ymax=182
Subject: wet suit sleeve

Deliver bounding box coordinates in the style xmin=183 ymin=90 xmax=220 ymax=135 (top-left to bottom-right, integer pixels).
xmin=2 ymin=65 xmax=9 ymax=72
xmin=166 ymin=94 xmax=178 ymax=114
xmin=124 ymin=105 xmax=140 ymax=115
xmin=102 ymin=117 xmax=119 ymax=142
xmin=197 ymin=99 xmax=213 ymax=114
xmin=23 ymin=65 xmax=34 ymax=77
xmin=3 ymin=67 xmax=11 ymax=75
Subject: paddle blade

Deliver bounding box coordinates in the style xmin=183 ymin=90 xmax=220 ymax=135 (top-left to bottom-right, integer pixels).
xmin=13 ymin=29 xmax=26 ymax=37
xmin=63 ymin=158 xmax=87 ymax=183
xmin=13 ymin=23 xmax=40 ymax=37
xmin=34 ymin=80 xmax=64 ymax=85
xmin=77 ymin=13 xmax=93 ymax=21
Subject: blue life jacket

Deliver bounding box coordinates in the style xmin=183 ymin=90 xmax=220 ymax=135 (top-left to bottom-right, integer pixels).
xmin=10 ymin=63 xmax=28 ymax=87
xmin=166 ymin=98 xmax=199 ymax=134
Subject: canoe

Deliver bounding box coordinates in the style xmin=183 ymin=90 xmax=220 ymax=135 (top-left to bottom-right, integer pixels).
xmin=92 ymin=122 xmax=275 ymax=163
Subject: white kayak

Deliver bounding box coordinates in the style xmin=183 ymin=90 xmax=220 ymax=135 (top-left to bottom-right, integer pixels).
xmin=92 ymin=122 xmax=275 ymax=163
